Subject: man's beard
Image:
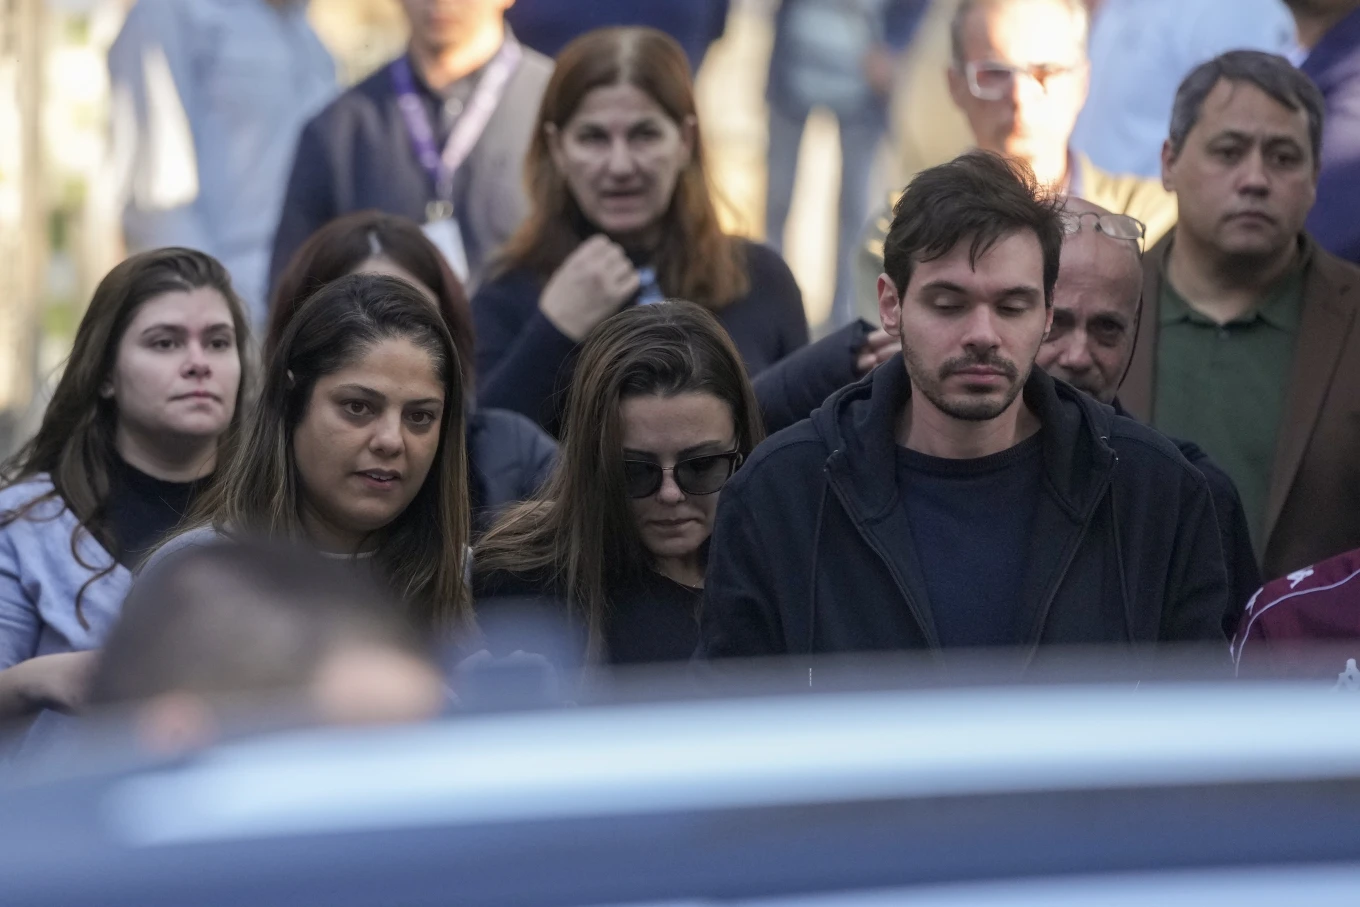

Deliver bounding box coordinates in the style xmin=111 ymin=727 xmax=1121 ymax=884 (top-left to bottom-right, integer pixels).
xmin=903 ymin=343 xmax=1030 ymax=422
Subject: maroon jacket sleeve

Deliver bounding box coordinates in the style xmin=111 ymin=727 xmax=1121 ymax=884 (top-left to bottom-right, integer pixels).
xmin=1232 ymin=547 xmax=1360 ymax=679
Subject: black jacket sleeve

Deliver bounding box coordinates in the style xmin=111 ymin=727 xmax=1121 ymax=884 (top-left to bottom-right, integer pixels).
xmin=1179 ymin=445 xmax=1262 ymax=638
xmin=472 ymin=274 xmax=581 ymax=433
xmin=269 ymin=117 xmax=337 ymax=300
xmin=1220 ymin=495 xmax=1263 ymax=638
xmin=468 ymin=409 xmax=559 ymax=521
xmin=752 ymin=319 xmax=872 ymax=434
xmin=700 ymin=474 xmax=790 ymax=658
xmin=1159 ymin=468 xmax=1233 ymax=645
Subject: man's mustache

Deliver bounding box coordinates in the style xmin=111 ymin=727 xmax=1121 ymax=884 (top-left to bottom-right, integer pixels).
xmin=939 ymin=354 xmax=1020 ymax=380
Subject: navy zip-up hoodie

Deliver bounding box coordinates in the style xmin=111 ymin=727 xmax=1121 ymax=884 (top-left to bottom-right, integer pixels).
xmin=700 ymin=356 xmax=1229 ymax=659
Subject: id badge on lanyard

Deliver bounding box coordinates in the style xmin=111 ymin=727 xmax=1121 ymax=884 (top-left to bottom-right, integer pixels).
xmin=391 ymin=41 xmax=523 ymax=282
xmin=423 ymin=204 xmax=470 ymax=282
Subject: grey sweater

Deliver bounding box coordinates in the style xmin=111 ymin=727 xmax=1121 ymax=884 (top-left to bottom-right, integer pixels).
xmin=0 ymin=478 xmax=132 ymax=669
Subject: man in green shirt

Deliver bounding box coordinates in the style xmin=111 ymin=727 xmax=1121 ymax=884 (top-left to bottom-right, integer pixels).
xmin=1122 ymin=50 xmax=1360 ymax=582
xmin=1153 ymin=255 xmax=1303 ymax=546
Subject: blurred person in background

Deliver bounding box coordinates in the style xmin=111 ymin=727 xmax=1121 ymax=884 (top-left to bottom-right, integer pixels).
xmin=1122 ymin=51 xmax=1360 ymax=583
xmin=109 ymin=0 xmax=337 ymax=322
xmin=270 ymin=212 xmax=555 ymax=533
xmin=1070 ymin=0 xmax=1297 ymax=180
xmin=1288 ymin=0 xmax=1360 ymax=263
xmin=764 ymin=0 xmax=930 ymax=329
xmin=475 ymin=302 xmax=764 ymax=665
xmin=701 ymin=152 xmax=1228 ymax=659
xmin=1039 ymin=198 xmax=1259 ymax=636
xmin=0 ymin=250 xmax=249 ymax=724
xmin=853 ymin=0 xmax=1178 ymax=317
xmin=475 ymin=27 xmax=897 ymax=437
xmin=270 ymin=0 xmax=553 ymax=296
xmin=506 ymin=0 xmax=732 ymax=74
xmin=1232 ymin=544 xmax=1360 ymax=680
xmin=90 ymin=539 xmax=444 ymax=754
xmin=154 ymin=274 xmax=474 ymax=641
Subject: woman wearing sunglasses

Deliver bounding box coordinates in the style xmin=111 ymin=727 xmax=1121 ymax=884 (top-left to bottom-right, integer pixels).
xmin=474 ymin=301 xmax=763 ymax=665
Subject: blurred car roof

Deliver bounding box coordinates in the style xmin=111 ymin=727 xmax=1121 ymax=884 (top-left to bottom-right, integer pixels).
xmin=5 ymin=666 xmax=1360 ymax=906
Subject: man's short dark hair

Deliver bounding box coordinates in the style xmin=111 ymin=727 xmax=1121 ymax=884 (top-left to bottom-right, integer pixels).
xmin=883 ymin=150 xmax=1064 ymax=303
xmin=1169 ymin=50 xmax=1326 ymax=164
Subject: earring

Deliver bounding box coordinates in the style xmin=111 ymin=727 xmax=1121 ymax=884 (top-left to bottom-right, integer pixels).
xmin=99 ymin=381 xmax=114 ymax=399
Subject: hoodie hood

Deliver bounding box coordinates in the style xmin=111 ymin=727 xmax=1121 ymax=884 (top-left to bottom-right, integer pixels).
xmin=810 ymin=355 xmax=1119 ymax=523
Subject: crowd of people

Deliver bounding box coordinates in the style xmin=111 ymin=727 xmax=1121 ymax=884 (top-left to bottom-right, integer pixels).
xmin=2 ymin=0 xmax=1360 ymax=755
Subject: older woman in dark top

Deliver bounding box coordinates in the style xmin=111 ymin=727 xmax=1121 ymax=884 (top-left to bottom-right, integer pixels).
xmin=473 ymin=26 xmax=896 ymax=436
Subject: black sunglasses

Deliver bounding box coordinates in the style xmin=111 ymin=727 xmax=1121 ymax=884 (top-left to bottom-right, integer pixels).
xmin=622 ymin=451 xmax=744 ymax=499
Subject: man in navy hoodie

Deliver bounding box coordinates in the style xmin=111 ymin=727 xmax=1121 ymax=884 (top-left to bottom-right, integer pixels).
xmin=701 ymin=150 xmax=1229 ymax=659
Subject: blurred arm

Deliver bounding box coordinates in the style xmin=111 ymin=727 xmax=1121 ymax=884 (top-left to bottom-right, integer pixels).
xmin=1160 ymin=473 xmax=1232 ymax=645
xmin=752 ymin=319 xmax=870 ymax=434
xmin=882 ymin=0 xmax=930 ymax=52
xmin=268 ymin=118 xmax=339 ymax=301
xmin=472 ymin=275 xmax=580 ymax=433
xmin=107 ymin=0 xmax=213 ymax=255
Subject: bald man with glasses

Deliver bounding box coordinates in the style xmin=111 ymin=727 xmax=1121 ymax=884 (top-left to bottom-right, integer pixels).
xmin=853 ymin=0 xmax=1178 ymax=319
xmin=1038 ymin=197 xmax=1260 ymax=635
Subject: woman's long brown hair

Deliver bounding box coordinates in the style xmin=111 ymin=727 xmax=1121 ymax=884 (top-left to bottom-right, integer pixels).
xmin=178 ymin=273 xmax=473 ymax=634
xmin=494 ymin=27 xmax=749 ymax=309
xmin=267 ymin=210 xmax=476 ymax=395
xmin=0 ymin=248 xmax=252 ymax=627
xmin=475 ymin=301 xmax=764 ymax=660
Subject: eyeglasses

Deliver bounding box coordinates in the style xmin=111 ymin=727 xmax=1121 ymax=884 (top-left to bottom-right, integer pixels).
xmin=1060 ymin=210 xmax=1146 ymax=250
xmin=622 ymin=451 xmax=744 ymax=499
xmin=964 ymin=61 xmax=1081 ymax=101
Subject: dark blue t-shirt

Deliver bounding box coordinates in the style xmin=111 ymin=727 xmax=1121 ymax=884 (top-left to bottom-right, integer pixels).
xmin=897 ymin=432 xmax=1045 ymax=648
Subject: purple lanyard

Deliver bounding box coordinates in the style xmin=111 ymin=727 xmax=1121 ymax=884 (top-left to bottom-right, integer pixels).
xmin=390 ymin=39 xmax=523 ymax=217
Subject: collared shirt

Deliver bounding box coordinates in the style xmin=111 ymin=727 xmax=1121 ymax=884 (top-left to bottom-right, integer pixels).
xmin=109 ymin=0 xmax=337 ymax=319
xmin=405 ymin=53 xmax=494 ymax=209
xmin=1152 ymin=250 xmax=1305 ymax=549
xmin=1071 ymin=0 xmax=1297 ymax=179
xmin=409 ymin=54 xmax=492 ymax=147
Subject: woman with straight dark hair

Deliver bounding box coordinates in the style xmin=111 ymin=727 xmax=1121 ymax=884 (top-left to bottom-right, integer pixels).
xmin=0 ymin=248 xmax=249 ymax=721
xmin=474 ymin=26 xmax=896 ymax=436
xmin=475 ymin=301 xmax=763 ymax=664
xmin=270 ymin=211 xmax=556 ymax=531
xmin=155 ymin=272 xmax=473 ymax=635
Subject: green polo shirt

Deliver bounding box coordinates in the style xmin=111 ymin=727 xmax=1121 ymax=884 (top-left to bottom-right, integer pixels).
xmin=1152 ymin=263 xmax=1303 ymax=550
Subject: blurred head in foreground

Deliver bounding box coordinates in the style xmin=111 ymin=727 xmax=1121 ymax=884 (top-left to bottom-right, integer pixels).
xmin=90 ymin=538 xmax=444 ymax=752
